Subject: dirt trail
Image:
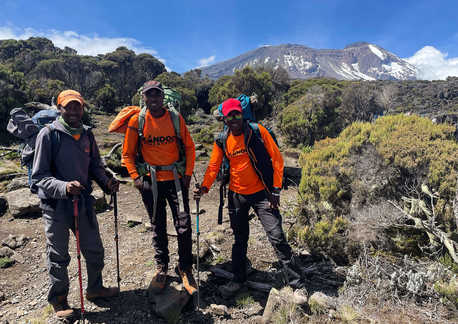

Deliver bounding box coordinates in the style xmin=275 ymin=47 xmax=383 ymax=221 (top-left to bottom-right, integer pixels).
xmin=0 ymin=155 xmax=303 ymax=323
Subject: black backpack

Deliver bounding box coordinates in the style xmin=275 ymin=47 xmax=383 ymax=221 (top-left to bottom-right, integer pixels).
xmin=215 ymin=122 xmax=280 ymax=224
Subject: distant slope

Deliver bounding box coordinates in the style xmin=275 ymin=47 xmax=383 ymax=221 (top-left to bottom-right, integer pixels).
xmin=200 ymin=42 xmax=417 ymax=81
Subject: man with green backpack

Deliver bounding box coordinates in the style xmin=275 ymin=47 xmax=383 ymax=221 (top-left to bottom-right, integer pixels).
xmin=121 ymin=80 xmax=197 ymax=295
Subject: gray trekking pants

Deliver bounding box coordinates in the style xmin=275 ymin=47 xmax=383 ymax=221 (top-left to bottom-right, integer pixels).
xmin=42 ymin=197 xmax=104 ymax=304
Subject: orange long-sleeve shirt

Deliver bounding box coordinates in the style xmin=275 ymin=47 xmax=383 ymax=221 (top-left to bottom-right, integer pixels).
xmin=122 ymin=109 xmax=195 ymax=181
xmin=201 ymin=124 xmax=283 ymax=195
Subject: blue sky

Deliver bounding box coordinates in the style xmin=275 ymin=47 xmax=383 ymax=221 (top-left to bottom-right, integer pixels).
xmin=0 ymin=0 xmax=457 ymax=79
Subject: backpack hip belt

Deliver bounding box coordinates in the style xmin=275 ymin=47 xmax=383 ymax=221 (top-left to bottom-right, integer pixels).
xmin=147 ymin=162 xmax=184 ymax=224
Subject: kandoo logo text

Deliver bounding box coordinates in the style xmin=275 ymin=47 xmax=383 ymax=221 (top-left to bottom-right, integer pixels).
xmin=228 ymin=148 xmax=247 ymax=158
xmin=144 ymin=135 xmax=177 ymax=146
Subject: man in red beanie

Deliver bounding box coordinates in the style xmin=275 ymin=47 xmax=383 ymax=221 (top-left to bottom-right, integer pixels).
xmin=194 ymin=98 xmax=305 ymax=297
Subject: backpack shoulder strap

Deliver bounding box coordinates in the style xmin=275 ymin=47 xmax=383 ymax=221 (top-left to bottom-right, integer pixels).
xmin=46 ymin=124 xmax=61 ymax=161
xmin=215 ymin=127 xmax=229 ymax=156
xmin=248 ymin=122 xmax=263 ymax=142
xmin=168 ymin=108 xmax=181 ymax=140
xmin=138 ymin=107 xmax=147 ymax=138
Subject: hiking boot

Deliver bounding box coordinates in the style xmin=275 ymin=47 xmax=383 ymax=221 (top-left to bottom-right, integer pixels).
xmin=51 ymin=295 xmax=74 ymax=320
xmin=86 ymin=286 xmax=120 ymax=302
xmin=175 ymin=265 xmax=198 ymax=296
xmin=149 ymin=266 xmax=168 ymax=293
xmin=219 ymin=280 xmax=244 ymax=298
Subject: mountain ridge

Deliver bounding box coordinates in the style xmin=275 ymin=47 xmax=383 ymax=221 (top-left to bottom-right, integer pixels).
xmin=200 ymin=42 xmax=417 ymax=81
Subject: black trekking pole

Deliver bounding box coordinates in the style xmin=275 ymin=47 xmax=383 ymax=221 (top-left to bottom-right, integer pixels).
xmin=192 ymin=173 xmax=201 ymax=310
xmin=112 ymin=192 xmax=121 ymax=293
xmin=72 ymin=196 xmax=85 ymax=323
xmin=195 ymin=183 xmax=201 ymax=310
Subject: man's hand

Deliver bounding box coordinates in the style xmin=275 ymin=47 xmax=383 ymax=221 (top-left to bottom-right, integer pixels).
xmin=134 ymin=177 xmax=143 ymax=191
xmin=66 ymin=181 xmax=85 ymax=196
xmin=193 ymin=185 xmax=209 ymax=200
xmin=107 ymin=178 xmax=119 ymax=194
xmin=183 ymin=175 xmax=192 ymax=189
xmin=269 ymin=188 xmax=281 ymax=209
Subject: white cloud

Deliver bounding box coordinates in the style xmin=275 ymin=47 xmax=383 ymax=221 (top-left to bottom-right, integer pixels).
xmin=0 ymin=26 xmax=164 ymax=63
xmin=405 ymin=46 xmax=458 ymax=80
xmin=197 ymin=55 xmax=215 ymax=68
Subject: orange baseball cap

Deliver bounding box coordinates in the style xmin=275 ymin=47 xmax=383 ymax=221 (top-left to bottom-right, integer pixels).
xmin=57 ymin=90 xmax=85 ymax=107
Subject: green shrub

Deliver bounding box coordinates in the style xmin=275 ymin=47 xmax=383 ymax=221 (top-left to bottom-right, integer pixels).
xmin=297 ymin=114 xmax=457 ymax=262
xmin=280 ymin=85 xmax=341 ymax=147
xmin=434 ymin=277 xmax=458 ymax=308
xmin=0 ymin=257 xmax=14 ymax=268
xmin=296 ymin=217 xmax=354 ymax=265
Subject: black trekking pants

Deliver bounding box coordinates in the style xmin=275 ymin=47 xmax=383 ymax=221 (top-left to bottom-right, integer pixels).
xmin=140 ymin=177 xmax=192 ymax=271
xmin=228 ymin=189 xmax=293 ymax=283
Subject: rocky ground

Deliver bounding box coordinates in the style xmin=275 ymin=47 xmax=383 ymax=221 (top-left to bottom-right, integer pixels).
xmin=0 ymin=113 xmax=456 ymax=324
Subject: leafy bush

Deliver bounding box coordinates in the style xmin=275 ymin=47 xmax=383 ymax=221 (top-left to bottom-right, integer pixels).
xmin=297 ymin=114 xmax=457 ymax=262
xmin=95 ymin=84 xmax=117 ymax=113
xmin=280 ymin=85 xmax=341 ymax=147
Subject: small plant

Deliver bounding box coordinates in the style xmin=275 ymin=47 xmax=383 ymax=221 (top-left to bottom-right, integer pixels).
xmin=212 ymin=255 xmax=226 ymax=265
xmin=235 ymin=292 xmax=255 ymax=307
xmin=434 ymin=277 xmax=458 ymax=308
xmin=0 ymin=257 xmax=14 ymax=268
xmin=337 ymin=304 xmax=360 ymax=323
xmin=127 ymin=220 xmax=140 ymax=228
xmin=145 ymin=260 xmax=154 ymax=267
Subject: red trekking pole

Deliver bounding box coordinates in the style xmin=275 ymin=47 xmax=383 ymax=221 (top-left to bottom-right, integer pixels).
xmin=73 ymin=196 xmax=85 ymax=322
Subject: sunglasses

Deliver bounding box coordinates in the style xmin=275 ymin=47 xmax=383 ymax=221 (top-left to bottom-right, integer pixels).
xmin=225 ymin=114 xmax=242 ymax=122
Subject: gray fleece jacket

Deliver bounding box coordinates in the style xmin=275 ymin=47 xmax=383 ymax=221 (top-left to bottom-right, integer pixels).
xmin=31 ymin=120 xmax=110 ymax=214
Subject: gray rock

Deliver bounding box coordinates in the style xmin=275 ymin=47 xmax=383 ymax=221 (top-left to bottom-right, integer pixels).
xmin=262 ymin=287 xmax=308 ymax=323
xmin=210 ymin=304 xmax=228 ymax=316
xmin=92 ymin=189 xmax=108 ymax=213
xmin=1 ymin=234 xmax=27 ymax=250
xmin=11 ymin=252 xmax=25 ymax=264
xmin=2 ymin=235 xmax=18 ymax=249
xmin=308 ymin=291 xmax=336 ymax=314
xmin=4 ymin=188 xmax=41 ymax=217
xmin=148 ymin=281 xmax=191 ymax=323
xmin=5 ymin=177 xmax=28 ymax=192
xmin=0 ymin=247 xmax=14 ymax=257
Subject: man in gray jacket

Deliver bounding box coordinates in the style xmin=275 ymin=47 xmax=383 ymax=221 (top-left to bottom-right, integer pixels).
xmin=32 ymin=90 xmax=119 ymax=320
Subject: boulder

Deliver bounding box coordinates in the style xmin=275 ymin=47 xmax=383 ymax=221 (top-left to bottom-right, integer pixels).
xmin=210 ymin=304 xmax=228 ymax=316
xmin=261 ymin=287 xmax=308 ymax=324
xmin=92 ymin=189 xmax=108 ymax=213
xmin=148 ymin=281 xmax=191 ymax=323
xmin=5 ymin=177 xmax=29 ymax=192
xmin=308 ymin=291 xmax=336 ymax=315
xmin=1 ymin=234 xmax=27 ymax=249
xmin=3 ymin=188 xmax=40 ymax=217
xmin=0 ymin=247 xmax=14 ymax=258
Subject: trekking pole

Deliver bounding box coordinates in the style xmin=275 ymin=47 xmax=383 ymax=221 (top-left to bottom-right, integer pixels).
xmin=112 ymin=192 xmax=121 ymax=293
xmin=72 ymin=196 xmax=85 ymax=322
xmin=194 ymin=183 xmax=201 ymax=310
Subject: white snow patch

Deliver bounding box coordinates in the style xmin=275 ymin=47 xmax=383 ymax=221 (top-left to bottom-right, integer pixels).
xmin=264 ymin=57 xmax=271 ymax=64
xmin=369 ymin=44 xmax=385 ymax=60
xmin=381 ymin=61 xmax=416 ymax=79
xmin=332 ymin=62 xmax=375 ymax=80
xmin=283 ymin=55 xmax=313 ymax=71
